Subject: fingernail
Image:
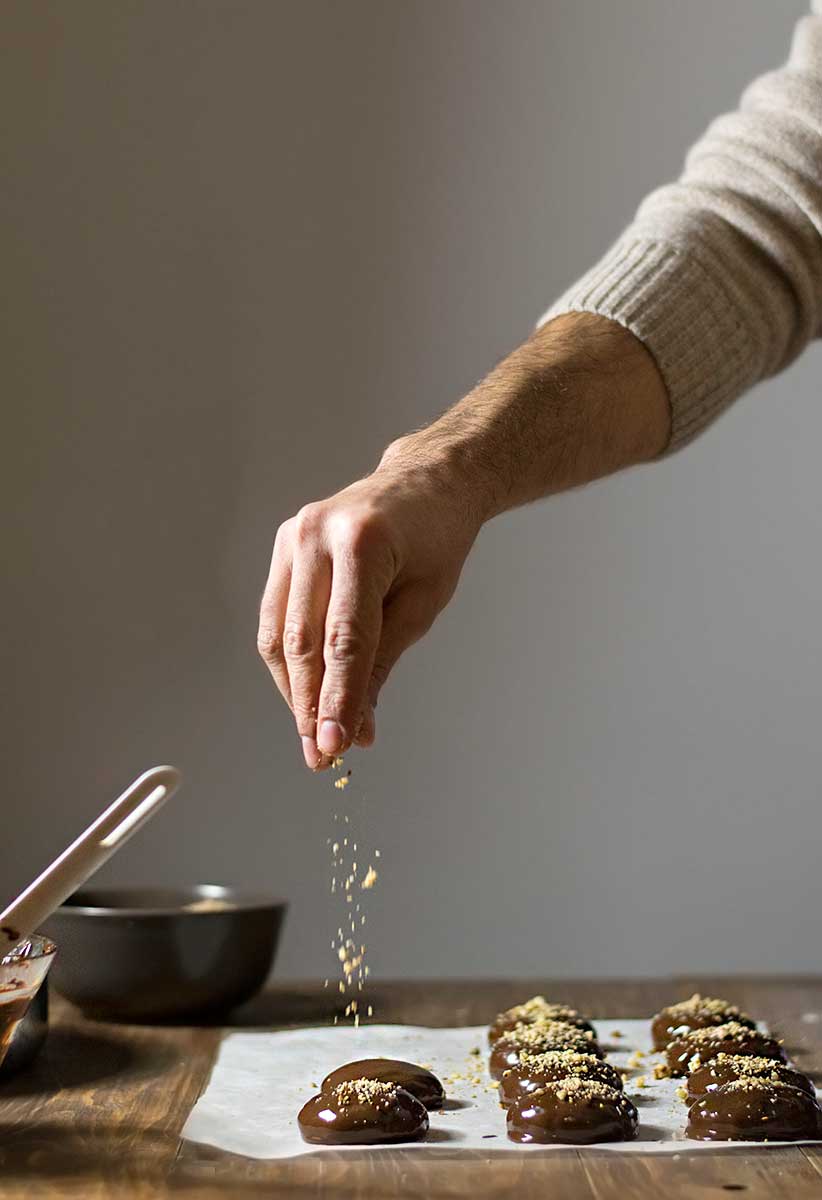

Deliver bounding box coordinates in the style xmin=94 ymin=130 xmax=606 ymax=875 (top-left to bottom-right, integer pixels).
xmin=301 ymin=736 xmax=322 ymax=770
xmin=317 ymin=719 xmax=344 ymax=755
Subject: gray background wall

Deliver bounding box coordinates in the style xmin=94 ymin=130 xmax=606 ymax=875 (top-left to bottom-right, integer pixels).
xmin=2 ymin=0 xmax=818 ymax=983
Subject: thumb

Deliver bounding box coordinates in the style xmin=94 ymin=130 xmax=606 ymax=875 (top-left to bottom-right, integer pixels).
xmin=367 ymin=587 xmax=434 ymax=709
xmin=351 ymin=587 xmax=436 ymax=748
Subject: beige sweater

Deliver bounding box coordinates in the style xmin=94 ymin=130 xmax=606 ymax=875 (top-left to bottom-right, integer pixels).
xmin=542 ymin=4 xmax=822 ymax=452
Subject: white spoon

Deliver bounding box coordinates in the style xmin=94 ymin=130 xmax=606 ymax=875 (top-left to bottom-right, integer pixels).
xmin=0 ymin=765 xmax=181 ymax=950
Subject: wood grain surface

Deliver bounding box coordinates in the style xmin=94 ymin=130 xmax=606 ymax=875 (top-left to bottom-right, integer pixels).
xmin=0 ymin=978 xmax=821 ymax=1198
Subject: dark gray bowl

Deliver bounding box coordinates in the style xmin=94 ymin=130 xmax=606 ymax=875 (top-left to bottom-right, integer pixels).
xmin=44 ymin=885 xmax=287 ymax=1023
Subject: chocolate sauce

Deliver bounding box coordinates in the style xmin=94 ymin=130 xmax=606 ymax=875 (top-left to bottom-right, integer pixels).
xmin=0 ymin=996 xmax=32 ymax=1056
xmin=506 ymin=1078 xmax=638 ymax=1145
xmin=490 ymin=1021 xmax=603 ymax=1081
xmin=321 ymin=1058 xmax=444 ymax=1110
xmin=650 ymin=995 xmax=754 ymax=1051
xmin=498 ymin=1051 xmax=623 ymax=1110
xmin=686 ymin=1078 xmax=821 ymax=1142
xmin=666 ymin=1021 xmax=786 ymax=1077
xmin=298 ymin=1080 xmax=428 ymax=1145
xmin=488 ymin=998 xmax=595 ymax=1045
xmin=687 ymin=1053 xmax=815 ymax=1106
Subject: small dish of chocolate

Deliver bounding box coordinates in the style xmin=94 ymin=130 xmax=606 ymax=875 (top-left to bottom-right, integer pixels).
xmin=298 ymin=1079 xmax=429 ymax=1145
xmin=321 ymin=1058 xmax=444 ymax=1110
xmin=498 ymin=1050 xmax=623 ymax=1109
xmin=0 ymin=935 xmax=57 ymax=1075
xmin=686 ymin=1078 xmax=821 ymax=1142
xmin=490 ymin=1020 xmax=603 ymax=1080
xmin=488 ymin=996 xmax=595 ymax=1044
xmin=686 ymin=1053 xmax=815 ymax=1106
xmin=507 ymin=1078 xmax=638 ymax=1145
xmin=666 ymin=1021 xmax=786 ymax=1077
xmin=651 ymin=994 xmax=755 ymax=1051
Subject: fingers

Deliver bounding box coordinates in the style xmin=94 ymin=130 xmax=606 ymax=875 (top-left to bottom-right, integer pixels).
xmin=316 ymin=541 xmax=385 ymax=757
xmin=257 ymin=520 xmax=295 ymax=710
xmin=259 ymin=500 xmax=437 ymax=768
xmin=283 ymin=539 xmax=333 ymax=770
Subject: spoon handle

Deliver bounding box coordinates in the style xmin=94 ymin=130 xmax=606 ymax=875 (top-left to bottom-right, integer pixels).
xmin=0 ymin=765 xmax=181 ymax=948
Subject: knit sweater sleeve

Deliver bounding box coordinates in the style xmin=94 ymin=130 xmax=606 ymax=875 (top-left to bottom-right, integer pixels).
xmin=539 ymin=11 xmax=822 ymax=452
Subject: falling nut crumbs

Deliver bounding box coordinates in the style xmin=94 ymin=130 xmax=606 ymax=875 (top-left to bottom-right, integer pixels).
xmin=327 ymin=759 xmax=380 ymax=1022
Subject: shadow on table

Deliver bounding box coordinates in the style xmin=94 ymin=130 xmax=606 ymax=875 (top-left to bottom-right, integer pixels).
xmin=0 ymin=1026 xmax=177 ymax=1095
xmin=0 ymin=1120 xmax=464 ymax=1194
xmin=83 ymin=987 xmax=343 ymax=1031
xmin=207 ymin=983 xmax=472 ymax=1030
xmin=171 ymin=1137 xmax=796 ymax=1200
xmin=0 ymin=1119 xmax=787 ymax=1199
xmin=69 ymin=982 xmax=461 ymax=1031
xmin=208 ymin=987 xmax=342 ymax=1029
xmin=0 ymin=1119 xmax=176 ymax=1184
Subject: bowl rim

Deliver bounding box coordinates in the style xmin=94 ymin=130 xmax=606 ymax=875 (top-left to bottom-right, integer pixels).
xmin=54 ymin=884 xmax=288 ymax=918
xmin=1 ymin=934 xmax=57 ymax=962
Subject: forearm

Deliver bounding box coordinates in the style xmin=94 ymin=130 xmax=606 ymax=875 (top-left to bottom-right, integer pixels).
xmin=380 ymin=312 xmax=670 ymax=521
xmin=543 ymin=14 xmax=822 ymax=450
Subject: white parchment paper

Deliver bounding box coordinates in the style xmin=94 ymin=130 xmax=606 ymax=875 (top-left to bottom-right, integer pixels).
xmin=182 ymin=1019 xmax=821 ymax=1158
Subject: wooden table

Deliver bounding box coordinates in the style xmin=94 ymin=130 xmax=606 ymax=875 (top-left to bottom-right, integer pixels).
xmin=1 ymin=977 xmax=822 ymax=1198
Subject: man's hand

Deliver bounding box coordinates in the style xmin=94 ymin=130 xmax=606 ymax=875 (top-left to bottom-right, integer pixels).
xmin=257 ymin=446 xmax=487 ymax=769
xmin=258 ymin=313 xmax=670 ymax=768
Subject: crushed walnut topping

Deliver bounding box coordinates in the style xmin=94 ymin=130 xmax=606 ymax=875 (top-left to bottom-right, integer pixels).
xmin=332 ymin=1079 xmax=399 ymax=1107
xmin=707 ymin=1053 xmax=787 ymax=1076
xmin=720 ymin=1077 xmax=795 ymax=1096
xmin=680 ymin=1021 xmax=760 ymax=1045
xmin=497 ymin=997 xmax=583 ymax=1025
xmin=533 ymin=1077 xmax=625 ymax=1105
xmin=500 ymin=1020 xmax=593 ymax=1052
xmin=517 ymin=1050 xmax=603 ymax=1073
xmin=663 ymin=994 xmax=744 ymax=1020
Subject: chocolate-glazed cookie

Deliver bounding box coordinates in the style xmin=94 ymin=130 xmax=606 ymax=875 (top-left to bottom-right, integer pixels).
xmin=499 ymin=1050 xmax=623 ymax=1110
xmin=507 ymin=1078 xmax=638 ymax=1145
xmin=321 ymin=1058 xmax=444 ymax=1110
xmin=687 ymin=1054 xmax=815 ymax=1106
xmin=666 ymin=1021 xmax=786 ymax=1078
xmin=686 ymin=1078 xmax=820 ymax=1142
xmin=651 ymin=994 xmax=755 ymax=1051
xmin=488 ymin=996 xmax=596 ymax=1044
xmin=298 ymin=1079 xmax=429 ymax=1145
xmin=490 ymin=1020 xmax=603 ymax=1081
